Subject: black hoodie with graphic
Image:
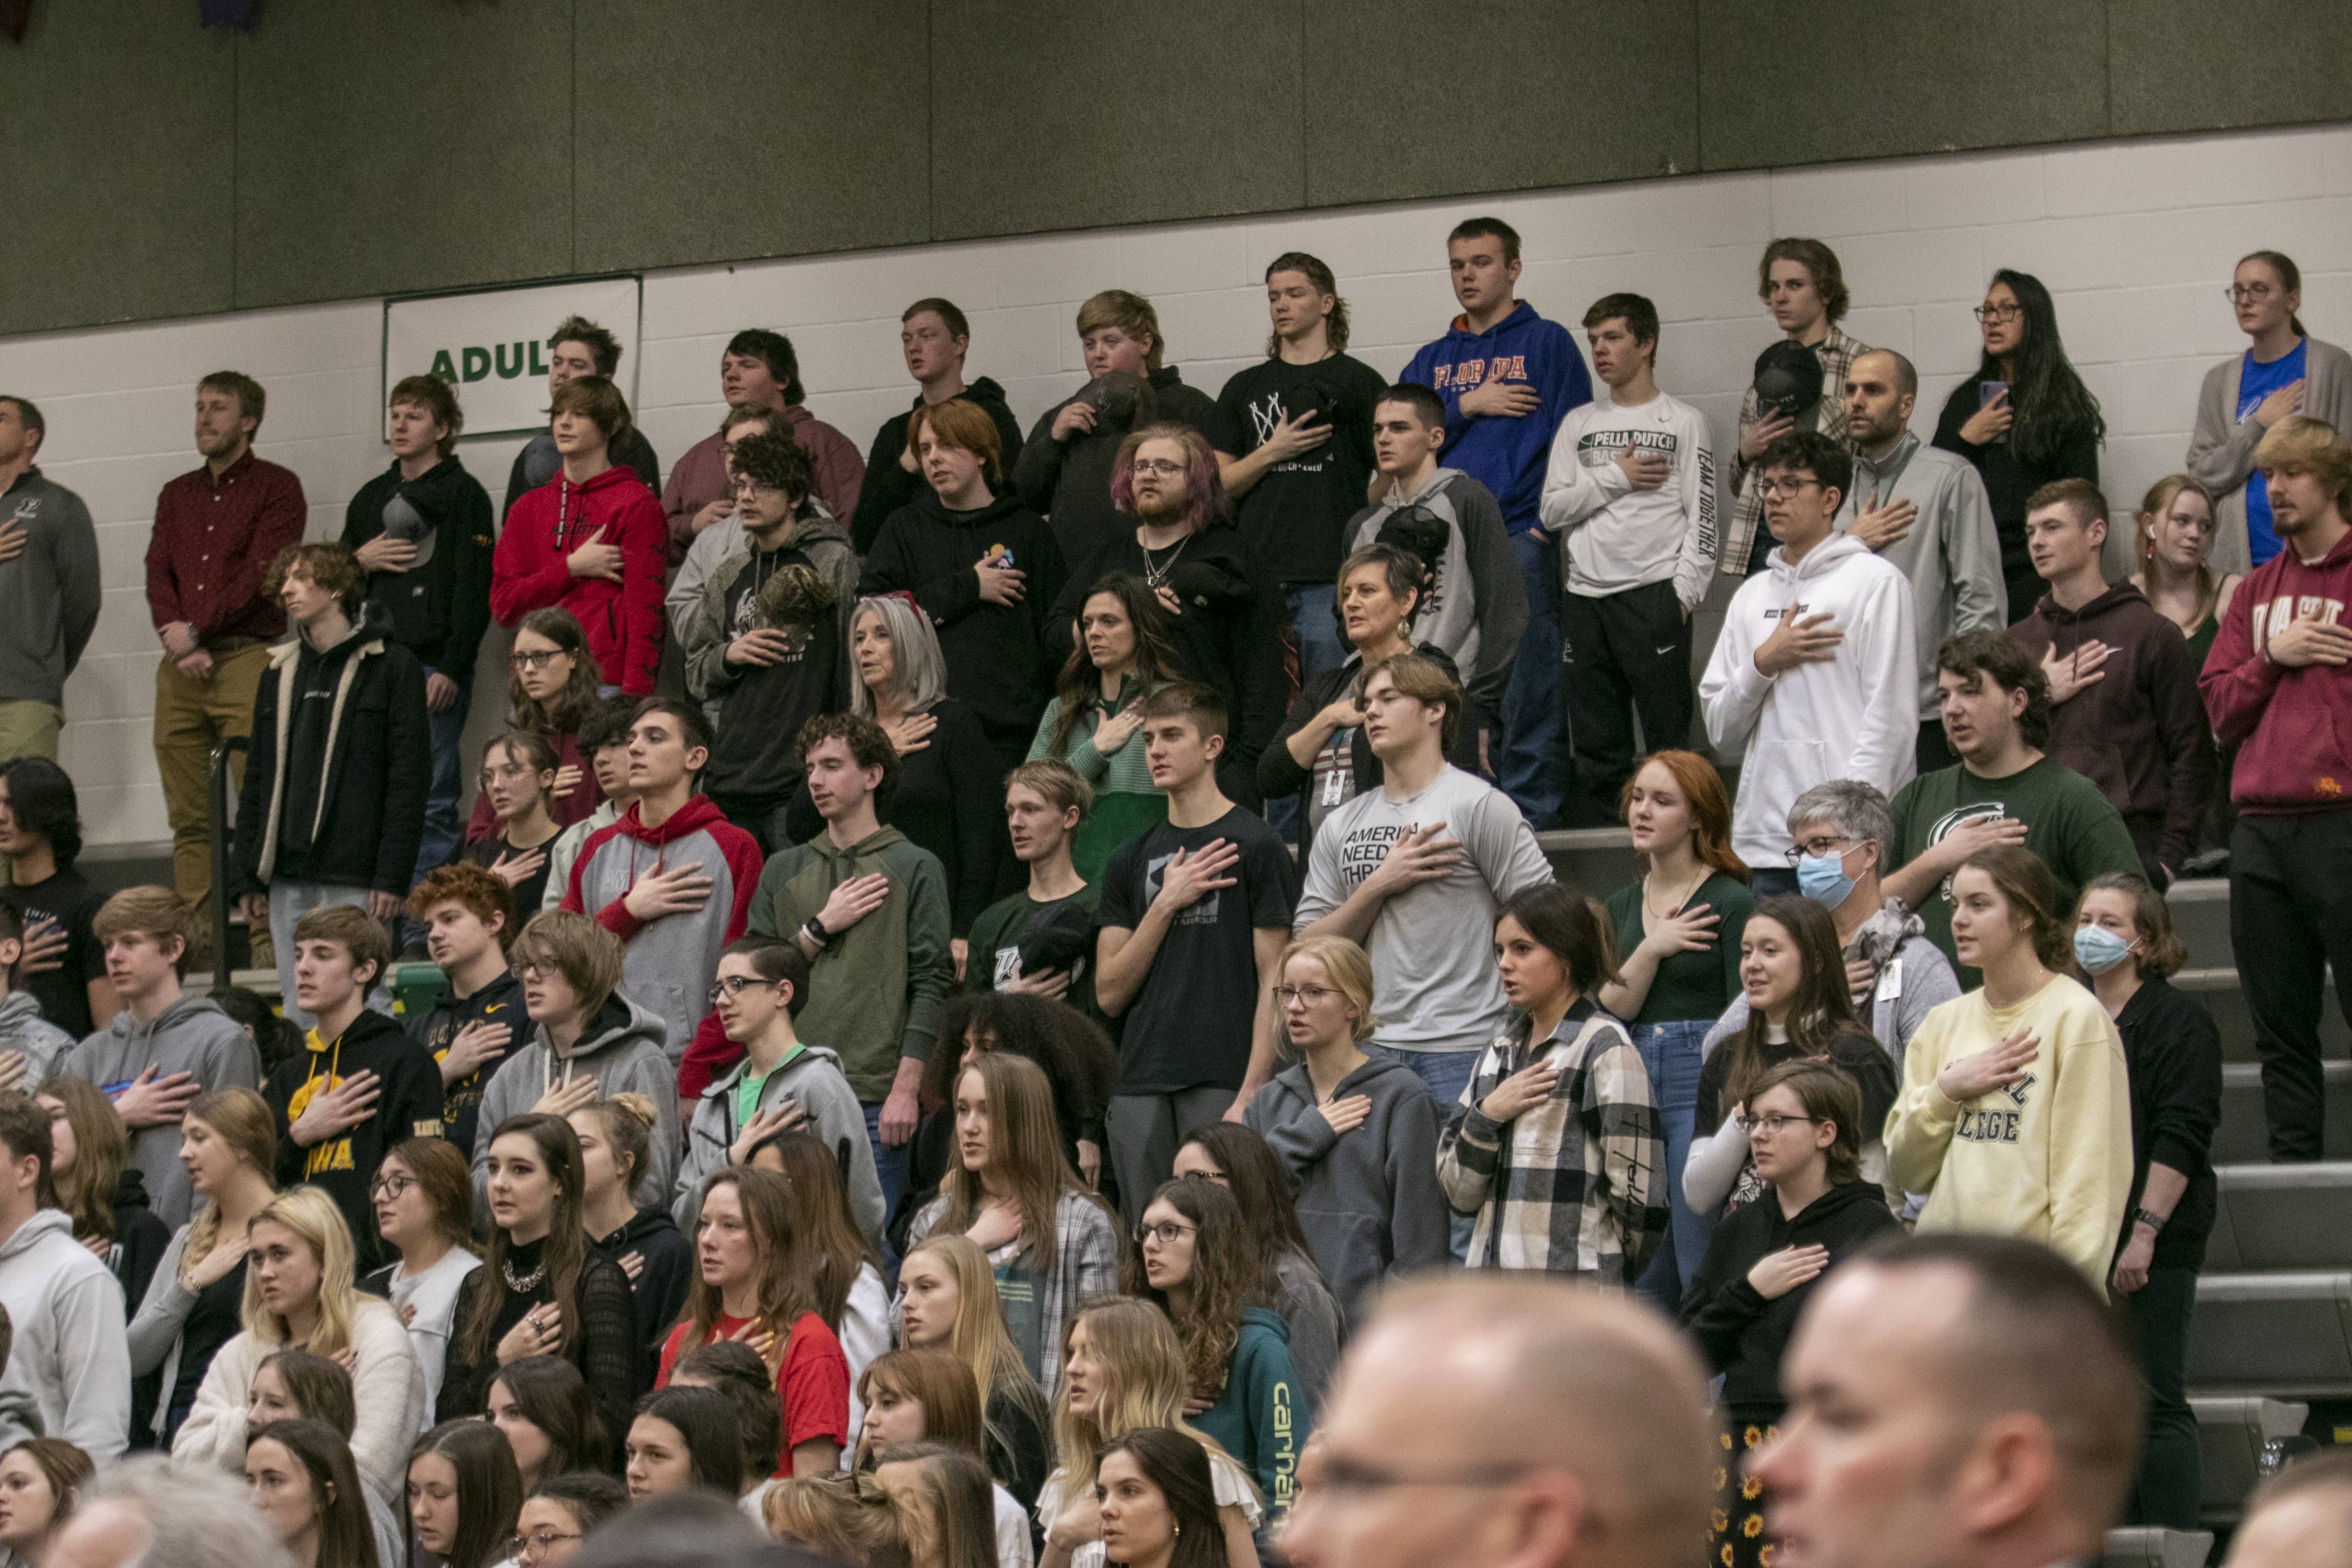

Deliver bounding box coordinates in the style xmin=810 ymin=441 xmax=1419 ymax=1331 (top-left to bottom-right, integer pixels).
xmin=340 ymin=455 xmax=496 ymax=677
xmin=851 ymin=378 xmax=1028 ymax=552
xmin=264 ymin=1008 xmax=448 ymax=1273
xmin=405 ymin=968 xmax=528 ymax=1162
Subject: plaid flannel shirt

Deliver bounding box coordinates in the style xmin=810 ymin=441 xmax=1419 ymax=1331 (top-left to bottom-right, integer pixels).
xmin=1719 ymin=326 xmax=1870 ymax=576
xmin=1436 ymin=999 xmax=1668 ymax=1281
xmin=908 ymin=1189 xmax=1120 ymax=1400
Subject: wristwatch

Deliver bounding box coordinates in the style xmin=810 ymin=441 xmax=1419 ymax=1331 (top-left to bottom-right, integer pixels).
xmin=801 ymin=914 xmax=833 ymax=948
xmin=2132 ymin=1207 xmax=2167 ymax=1232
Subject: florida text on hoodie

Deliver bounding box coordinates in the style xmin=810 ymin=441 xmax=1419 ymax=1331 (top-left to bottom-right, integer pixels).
xmin=1244 ymin=1056 xmax=1450 ymax=1329
xmin=682 ymin=827 xmax=952 ymax=1103
xmin=2197 ymin=522 xmax=2352 ymax=813
xmin=0 ymin=1208 xmax=130 ymax=1463
xmin=1434 ymin=999 xmax=1668 ymax=1280
xmin=1700 ymin=534 xmax=1919 ymax=868
xmin=1885 ymin=974 xmax=2132 ymax=1290
xmin=562 ymin=795 xmax=765 ymax=1065
xmin=230 ymin=605 xmax=432 ymax=900
xmin=851 ymin=380 xmax=1028 ymax=553
xmin=340 ymin=455 xmax=497 ymax=678
xmin=1400 ymin=301 xmax=1594 ymax=534
xmin=1341 ymin=468 xmax=1528 ymax=734
xmin=491 ymin=464 xmax=668 ymax=695
xmin=61 ymin=996 xmax=261 ymax=1230
xmin=2008 ymin=580 xmax=2212 ymax=870
xmin=474 ymin=991 xmax=683 ymax=1208
xmin=858 ymin=489 xmax=1070 ymax=753
xmin=1538 ymin=388 xmax=1720 ymax=612
xmin=264 ymin=1009 xmax=446 ymax=1270
xmin=1834 ymin=433 xmax=2007 ymax=719
xmin=406 ymin=967 xmax=528 ymax=1160
xmin=675 ymin=1043 xmax=886 ymax=1250
xmin=1190 ymin=1305 xmax=1311 ymax=1527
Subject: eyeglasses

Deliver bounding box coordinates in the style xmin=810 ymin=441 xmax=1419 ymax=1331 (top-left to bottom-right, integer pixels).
xmin=1784 ymin=836 xmax=1852 ymax=864
xmin=507 ymin=1530 xmax=583 ymax=1563
xmin=477 ymin=763 xmax=541 ymax=789
xmin=2225 ymin=284 xmax=2278 ymax=304
xmin=1135 ymin=1220 xmax=1197 ymax=1248
xmin=1744 ymin=1114 xmax=1820 ymax=1136
xmin=1314 ymin=1454 xmax=1543 ymax=1498
xmin=368 ymin=1173 xmax=414 ymax=1200
xmin=1972 ymin=303 xmax=2023 ymax=323
xmin=1129 ymin=459 xmax=1186 ymax=477
xmin=508 ymin=649 xmax=567 ymax=671
xmin=709 ymin=974 xmax=770 ymax=1004
xmin=1274 ymin=985 xmax=1337 ymax=1006
xmin=1757 ymin=478 xmax=1821 ymax=501
xmin=514 ymin=959 xmax=555 ymax=982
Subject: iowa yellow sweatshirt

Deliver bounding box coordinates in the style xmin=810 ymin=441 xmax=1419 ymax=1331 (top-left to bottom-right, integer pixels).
xmin=1884 ymin=973 xmax=2132 ymax=1292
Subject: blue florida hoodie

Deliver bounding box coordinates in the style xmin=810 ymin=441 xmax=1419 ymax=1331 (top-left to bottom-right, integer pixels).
xmin=1401 ymin=301 xmax=1592 ymax=534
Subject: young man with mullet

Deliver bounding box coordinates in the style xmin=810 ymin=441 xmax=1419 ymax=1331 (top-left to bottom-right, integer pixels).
xmin=0 ymin=1092 xmax=129 ymax=1463
xmin=261 ymin=904 xmax=445 ymax=1272
xmin=670 ymin=937 xmax=882 ymax=1246
xmin=2007 ymin=478 xmax=2210 ymax=887
xmin=1721 ymin=239 xmax=1869 ymax=581
xmin=1342 ymin=384 xmax=1526 ymax=762
xmin=489 ymin=375 xmax=668 ymax=697
xmin=1208 ymin=252 xmax=1391 ymax=686
xmin=2200 ymin=414 xmax=2352 ymax=1163
xmin=1835 ymin=348 xmax=2006 ymax=774
xmin=59 ymin=886 xmax=259 ymax=1230
xmin=1294 ymin=655 xmax=1552 ymax=1113
xmin=1401 ymin=217 xmax=1593 ymax=829
xmin=1701 ymin=432 xmax=1917 ymax=892
xmin=693 ymin=714 xmax=946 ymax=1237
xmin=504 ymin=315 xmax=661 ymax=518
xmin=1883 ymin=630 xmax=2141 ymax=977
xmin=561 ymin=700 xmax=764 ymax=1072
xmin=405 ymin=861 xmax=526 ymax=1162
xmin=230 ymin=541 xmax=429 ymax=1030
xmin=473 ymin=910 xmax=677 ymax=1204
xmin=966 ymin=760 xmax=1100 ymax=1011
xmin=1096 ymin=682 xmax=1299 ymax=1215
xmin=850 ymin=298 xmax=1025 ymax=552
xmin=1539 ymin=292 xmax=1719 ymax=825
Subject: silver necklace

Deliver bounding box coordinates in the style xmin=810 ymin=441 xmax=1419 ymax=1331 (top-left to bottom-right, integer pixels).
xmin=1140 ymin=534 xmax=1192 ymax=589
xmin=501 ymin=1255 xmax=548 ymax=1293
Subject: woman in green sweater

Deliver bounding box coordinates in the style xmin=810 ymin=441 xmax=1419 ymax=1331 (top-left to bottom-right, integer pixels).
xmin=1598 ymin=750 xmax=1754 ymax=1310
xmin=1028 ymin=573 xmax=1179 ymax=883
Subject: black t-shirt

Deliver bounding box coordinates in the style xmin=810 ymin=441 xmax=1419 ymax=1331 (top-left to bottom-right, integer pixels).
xmin=1094 ymin=806 xmax=1298 ymax=1095
xmin=1206 ymin=354 xmax=1389 ymax=583
xmin=463 ymin=833 xmax=557 ymax=925
xmin=2 ymin=868 xmax=103 ymax=1037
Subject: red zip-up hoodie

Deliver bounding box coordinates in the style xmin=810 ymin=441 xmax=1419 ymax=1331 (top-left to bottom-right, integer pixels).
xmin=2199 ymin=524 xmax=2352 ymax=813
xmin=491 ymin=464 xmax=667 ymax=695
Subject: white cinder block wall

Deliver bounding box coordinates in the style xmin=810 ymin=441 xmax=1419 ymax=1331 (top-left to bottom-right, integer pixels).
xmin=7 ymin=123 xmax=2349 ymax=854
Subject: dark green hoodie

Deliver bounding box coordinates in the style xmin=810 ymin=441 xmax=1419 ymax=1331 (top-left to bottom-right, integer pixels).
xmin=1191 ymin=1305 xmax=1311 ymax=1529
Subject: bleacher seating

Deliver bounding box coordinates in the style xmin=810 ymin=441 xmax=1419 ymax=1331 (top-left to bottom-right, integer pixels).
xmin=2192 ymin=1398 xmax=2310 ymax=1527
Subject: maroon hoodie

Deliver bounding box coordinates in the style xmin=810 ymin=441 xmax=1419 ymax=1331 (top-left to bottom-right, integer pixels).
xmin=2199 ymin=525 xmax=2352 ymax=813
xmin=490 ymin=464 xmax=667 ymax=695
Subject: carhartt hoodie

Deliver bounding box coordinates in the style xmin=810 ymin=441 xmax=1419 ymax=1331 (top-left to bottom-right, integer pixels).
xmin=2198 ymin=523 xmax=2352 ymax=814
xmin=475 ymin=991 xmax=681 ymax=1213
xmin=490 ymin=462 xmax=668 ymax=695
xmin=1400 ymin=301 xmax=1593 ymax=534
xmin=1190 ymin=1306 xmax=1311 ymax=1527
xmin=1244 ymin=1056 xmax=1450 ymax=1330
xmin=675 ymin=1042 xmax=884 ymax=1249
xmin=0 ymin=1207 xmax=130 ymax=1462
xmin=1700 ymin=532 xmax=1919 ymax=867
xmin=60 ymin=996 xmax=261 ymax=1230
xmin=563 ymin=794 xmax=764 ymax=1065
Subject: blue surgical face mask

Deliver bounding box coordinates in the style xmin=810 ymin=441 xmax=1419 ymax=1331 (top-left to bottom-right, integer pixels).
xmin=2073 ymin=923 xmax=2137 ymax=975
xmin=1795 ymin=847 xmax=1856 ymax=909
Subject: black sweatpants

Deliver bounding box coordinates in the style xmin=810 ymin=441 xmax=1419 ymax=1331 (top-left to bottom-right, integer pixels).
xmin=2231 ymin=810 xmax=2352 ymax=1161
xmin=1561 ymin=581 xmax=1692 ymax=828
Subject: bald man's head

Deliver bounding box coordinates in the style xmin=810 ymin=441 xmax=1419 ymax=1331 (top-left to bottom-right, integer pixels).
xmin=2226 ymin=1451 xmax=2352 ymax=1568
xmin=1285 ymin=1276 xmax=1714 ymax=1568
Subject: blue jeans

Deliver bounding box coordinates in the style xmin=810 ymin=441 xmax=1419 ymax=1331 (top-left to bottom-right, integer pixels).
xmin=1373 ymin=1045 xmax=1482 ymax=1260
xmin=864 ymin=1101 xmax=912 ymax=1274
xmin=1496 ymin=531 xmax=1564 ymax=829
xmin=1629 ymin=1018 xmax=1713 ymax=1311
xmin=412 ymin=670 xmax=469 ymax=885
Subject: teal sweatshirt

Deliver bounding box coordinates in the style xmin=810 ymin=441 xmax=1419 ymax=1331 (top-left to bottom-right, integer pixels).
xmin=1191 ymin=1306 xmax=1310 ymax=1527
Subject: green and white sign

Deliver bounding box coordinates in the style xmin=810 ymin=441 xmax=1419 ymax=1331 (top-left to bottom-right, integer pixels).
xmin=381 ymin=274 xmax=642 ymax=441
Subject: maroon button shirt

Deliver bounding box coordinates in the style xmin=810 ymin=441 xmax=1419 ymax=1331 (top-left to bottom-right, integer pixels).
xmin=144 ymin=449 xmax=308 ymax=643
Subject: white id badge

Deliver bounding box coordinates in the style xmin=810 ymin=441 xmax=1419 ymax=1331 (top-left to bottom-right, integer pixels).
xmin=1876 ymin=958 xmax=1903 ymax=1001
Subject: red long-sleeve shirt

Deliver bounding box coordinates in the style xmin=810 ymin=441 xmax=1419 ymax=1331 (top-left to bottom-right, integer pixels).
xmin=2198 ymin=525 xmax=2352 ymax=813
xmin=144 ymin=451 xmax=308 ymax=642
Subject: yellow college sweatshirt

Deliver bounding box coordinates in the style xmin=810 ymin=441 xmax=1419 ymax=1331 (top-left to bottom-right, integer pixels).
xmin=1884 ymin=973 xmax=2132 ymax=1292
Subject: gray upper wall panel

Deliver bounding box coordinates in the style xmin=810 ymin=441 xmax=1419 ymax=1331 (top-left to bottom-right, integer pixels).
xmin=2108 ymin=0 xmax=2352 ymax=136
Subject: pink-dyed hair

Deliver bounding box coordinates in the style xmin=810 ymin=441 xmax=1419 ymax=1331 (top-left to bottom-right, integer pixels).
xmin=1109 ymin=422 xmax=1227 ymax=537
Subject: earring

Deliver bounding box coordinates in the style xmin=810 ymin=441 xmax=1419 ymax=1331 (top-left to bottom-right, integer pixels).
xmin=1173 ymin=1525 xmax=1181 ymax=1538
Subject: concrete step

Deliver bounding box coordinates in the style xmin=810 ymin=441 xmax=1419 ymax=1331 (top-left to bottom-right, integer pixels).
xmin=2103 ymin=1528 xmax=2213 ymax=1568
xmin=2216 ymin=1064 xmax=2352 ymax=1165
xmin=2166 ymin=878 xmax=2233 ymax=974
xmin=2186 ymin=1271 xmax=2352 ymax=1397
xmin=2202 ymin=1164 xmax=2352 ymax=1272
xmin=1535 ymin=827 xmax=1639 ymax=894
xmin=2191 ymin=1397 xmax=2308 ymax=1525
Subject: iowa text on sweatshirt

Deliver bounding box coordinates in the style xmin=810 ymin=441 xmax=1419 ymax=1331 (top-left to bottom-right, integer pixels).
xmin=1538 ymin=389 xmax=1719 ymax=610
xmin=1400 ymin=302 xmax=1593 ymax=533
xmin=1700 ymin=534 xmax=1919 ymax=867
xmin=2198 ymin=523 xmax=2352 ymax=812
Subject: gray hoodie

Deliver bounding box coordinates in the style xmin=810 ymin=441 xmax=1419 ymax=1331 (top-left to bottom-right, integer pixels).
xmin=1342 ymin=467 xmax=1527 ymax=733
xmin=0 ymin=991 xmax=73 ymax=1088
xmin=0 ymin=1207 xmax=130 ymax=1462
xmin=673 ymin=1042 xmax=884 ymax=1249
xmin=472 ymin=991 xmax=680 ymax=1209
xmin=59 ymin=995 xmax=262 ymax=1230
xmin=1243 ymin=1055 xmax=1451 ymax=1332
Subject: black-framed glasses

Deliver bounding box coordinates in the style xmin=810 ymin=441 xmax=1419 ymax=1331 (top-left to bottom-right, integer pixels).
xmin=709 ymin=974 xmax=770 ymax=1005
xmin=1744 ymin=1114 xmax=1820 ymax=1136
xmin=368 ymin=1172 xmax=414 ymax=1200
xmin=1783 ymin=835 xmax=1852 ymax=864
xmin=508 ymin=649 xmax=566 ymax=671
xmin=514 ymin=959 xmax=555 ymax=982
xmin=1135 ymin=1219 xmax=1197 ymax=1247
xmin=1972 ymin=303 xmax=2023 ymax=322
xmin=1129 ymin=458 xmax=1185 ymax=477
xmin=1757 ymin=478 xmax=1821 ymax=501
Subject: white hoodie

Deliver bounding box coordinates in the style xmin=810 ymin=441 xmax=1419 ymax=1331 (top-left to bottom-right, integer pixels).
xmin=1538 ymin=389 xmax=1717 ymax=610
xmin=1701 ymin=533 xmax=1919 ymax=866
xmin=0 ymin=1207 xmax=130 ymax=1463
